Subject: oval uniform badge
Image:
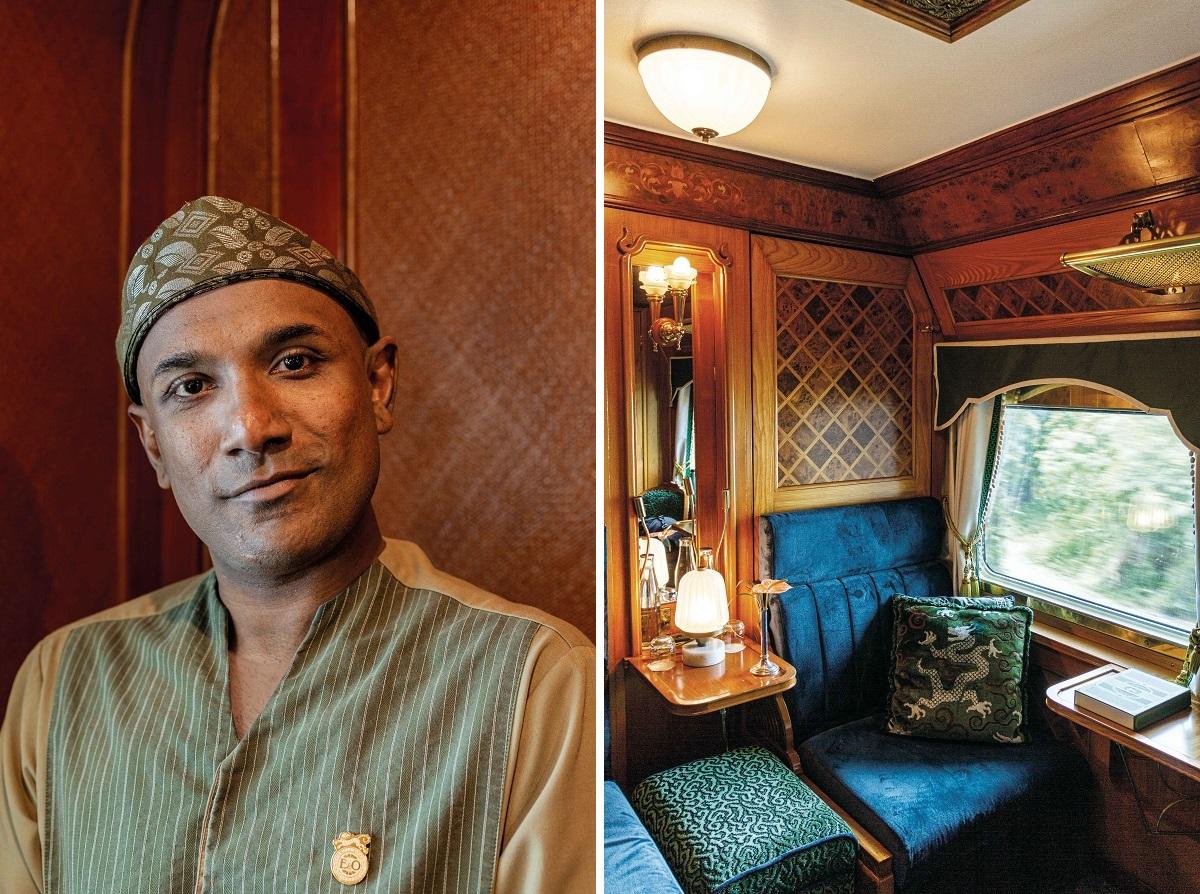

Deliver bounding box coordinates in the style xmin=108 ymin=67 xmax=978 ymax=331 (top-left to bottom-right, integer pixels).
xmin=331 ymin=832 xmax=371 ymax=885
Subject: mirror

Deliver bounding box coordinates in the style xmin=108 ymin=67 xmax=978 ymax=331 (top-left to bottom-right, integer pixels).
xmin=622 ymin=242 xmax=736 ymax=654
xmin=631 ymin=261 xmax=697 ymax=645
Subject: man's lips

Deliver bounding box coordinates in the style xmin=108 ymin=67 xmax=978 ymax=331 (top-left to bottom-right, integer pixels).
xmin=224 ymin=469 xmax=315 ymax=500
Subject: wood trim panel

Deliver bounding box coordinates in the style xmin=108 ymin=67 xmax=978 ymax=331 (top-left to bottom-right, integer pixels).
xmin=604 ymin=139 xmax=907 ymax=255
xmin=881 ymin=56 xmax=1200 ymax=250
xmin=880 ymin=57 xmax=1200 ymax=195
xmin=800 ymin=775 xmax=895 ymax=891
xmin=277 ymin=0 xmax=345 ymax=255
xmin=751 ymin=236 xmax=934 ymax=518
xmin=915 ymin=192 xmax=1200 ymax=339
xmin=607 ymin=56 xmax=1200 ymax=254
xmin=122 ymin=0 xmax=222 ymax=598
xmin=604 ymin=209 xmax=750 ymax=667
xmin=605 ymin=122 xmax=879 ymax=196
xmin=848 ymin=0 xmax=1030 ymax=44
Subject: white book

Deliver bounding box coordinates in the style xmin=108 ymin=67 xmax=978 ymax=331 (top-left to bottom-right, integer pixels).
xmin=1073 ymin=668 xmax=1191 ymax=731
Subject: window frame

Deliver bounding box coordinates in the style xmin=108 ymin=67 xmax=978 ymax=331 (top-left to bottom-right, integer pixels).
xmin=978 ymin=397 xmax=1197 ymax=651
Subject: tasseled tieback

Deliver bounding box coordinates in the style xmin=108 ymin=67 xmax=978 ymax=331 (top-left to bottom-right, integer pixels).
xmin=1174 ymin=623 xmax=1200 ymax=687
xmin=943 ymin=497 xmax=984 ymax=597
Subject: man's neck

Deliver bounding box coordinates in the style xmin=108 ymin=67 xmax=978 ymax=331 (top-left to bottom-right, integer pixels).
xmin=212 ymin=513 xmax=385 ymax=661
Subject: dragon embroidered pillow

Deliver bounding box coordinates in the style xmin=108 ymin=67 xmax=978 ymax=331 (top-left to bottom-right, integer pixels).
xmin=885 ymin=595 xmax=1033 ymax=744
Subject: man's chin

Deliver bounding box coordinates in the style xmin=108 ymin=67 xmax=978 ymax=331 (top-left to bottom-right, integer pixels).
xmin=209 ymin=526 xmax=350 ymax=581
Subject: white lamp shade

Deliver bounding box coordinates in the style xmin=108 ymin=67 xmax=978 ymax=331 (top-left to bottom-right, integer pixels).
xmin=636 ymin=36 xmax=772 ymax=140
xmin=674 ymin=566 xmax=729 ymax=637
xmin=638 ymin=536 xmax=669 ymax=587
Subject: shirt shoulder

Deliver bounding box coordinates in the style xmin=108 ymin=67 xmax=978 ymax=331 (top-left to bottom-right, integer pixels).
xmin=31 ymin=572 xmax=207 ymax=659
xmin=376 ymin=538 xmax=591 ymax=655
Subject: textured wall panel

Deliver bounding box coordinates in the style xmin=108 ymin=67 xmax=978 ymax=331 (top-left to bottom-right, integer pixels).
xmin=210 ymin=0 xmax=273 ymax=211
xmin=774 ymin=277 xmax=914 ymax=486
xmin=356 ymin=0 xmax=595 ymax=637
xmin=0 ymin=1 xmax=127 ymax=706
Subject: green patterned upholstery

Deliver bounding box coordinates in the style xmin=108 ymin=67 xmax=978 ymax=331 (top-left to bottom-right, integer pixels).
xmin=631 ymin=748 xmax=857 ymax=894
xmin=886 ymin=595 xmax=1033 ymax=744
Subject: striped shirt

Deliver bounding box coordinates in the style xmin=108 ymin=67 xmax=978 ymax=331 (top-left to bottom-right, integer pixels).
xmin=0 ymin=539 xmax=594 ymax=893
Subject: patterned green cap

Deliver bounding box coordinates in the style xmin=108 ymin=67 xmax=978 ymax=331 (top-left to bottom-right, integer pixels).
xmin=118 ymin=195 xmax=379 ymax=403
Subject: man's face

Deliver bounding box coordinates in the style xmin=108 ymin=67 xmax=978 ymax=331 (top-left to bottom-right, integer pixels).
xmin=129 ymin=279 xmax=396 ymax=578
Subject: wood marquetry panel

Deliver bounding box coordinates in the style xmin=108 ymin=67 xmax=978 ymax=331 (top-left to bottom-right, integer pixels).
xmin=752 ymin=236 xmax=933 ymax=515
xmin=774 ymin=277 xmax=914 ymax=486
xmin=604 ymin=124 xmax=907 ymax=254
xmin=944 ymin=269 xmax=1185 ymax=323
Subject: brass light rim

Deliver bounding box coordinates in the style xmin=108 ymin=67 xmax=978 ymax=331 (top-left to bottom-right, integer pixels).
xmin=1061 ymin=230 xmax=1200 ymax=288
xmin=634 ymin=34 xmax=774 ymax=79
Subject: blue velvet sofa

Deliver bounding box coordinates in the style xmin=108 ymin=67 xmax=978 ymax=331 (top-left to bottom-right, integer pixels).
xmin=759 ymin=497 xmax=1090 ymax=892
xmin=604 ymin=779 xmax=686 ymax=894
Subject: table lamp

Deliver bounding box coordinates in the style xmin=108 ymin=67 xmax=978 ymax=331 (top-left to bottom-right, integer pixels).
xmin=674 ymin=547 xmax=730 ymax=667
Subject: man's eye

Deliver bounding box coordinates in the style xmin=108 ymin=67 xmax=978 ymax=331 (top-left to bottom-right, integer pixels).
xmin=169 ymin=377 xmax=208 ymax=399
xmin=277 ymin=353 xmax=315 ymax=373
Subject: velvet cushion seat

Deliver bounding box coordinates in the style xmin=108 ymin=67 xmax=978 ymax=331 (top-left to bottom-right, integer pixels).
xmin=799 ymin=715 xmax=1088 ymax=890
xmin=604 ymin=780 xmax=686 ymax=894
xmin=632 ymin=748 xmax=857 ymax=894
xmin=763 ymin=499 xmax=1093 ymax=890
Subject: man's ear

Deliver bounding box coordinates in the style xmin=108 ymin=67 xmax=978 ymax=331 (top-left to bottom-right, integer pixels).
xmin=365 ymin=336 xmax=398 ymax=434
xmin=127 ymin=404 xmax=172 ymax=489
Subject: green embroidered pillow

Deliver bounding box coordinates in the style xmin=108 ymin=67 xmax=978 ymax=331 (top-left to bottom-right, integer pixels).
xmin=631 ymin=747 xmax=857 ymax=894
xmin=885 ymin=595 xmax=1033 ymax=744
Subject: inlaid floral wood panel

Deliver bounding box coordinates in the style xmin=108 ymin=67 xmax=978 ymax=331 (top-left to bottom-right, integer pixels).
xmin=775 ymin=277 xmax=914 ymax=485
xmin=752 ymin=236 xmax=933 ymax=513
xmin=944 ymin=269 xmax=1184 ymax=323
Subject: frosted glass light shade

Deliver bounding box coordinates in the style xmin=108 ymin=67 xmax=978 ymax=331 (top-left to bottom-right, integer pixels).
xmin=636 ymin=35 xmax=772 ymax=141
xmin=674 ymin=566 xmax=730 ymax=637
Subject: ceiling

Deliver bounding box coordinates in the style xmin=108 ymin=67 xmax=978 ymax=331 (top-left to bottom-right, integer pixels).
xmin=604 ymin=0 xmax=1199 ymax=180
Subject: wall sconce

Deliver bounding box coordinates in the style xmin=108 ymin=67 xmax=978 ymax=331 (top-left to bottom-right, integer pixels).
xmin=638 ymin=256 xmax=697 ymax=352
xmin=635 ymin=34 xmax=773 ymax=143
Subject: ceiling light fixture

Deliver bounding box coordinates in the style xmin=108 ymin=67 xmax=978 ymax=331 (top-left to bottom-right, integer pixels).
xmin=635 ymin=34 xmax=773 ymax=143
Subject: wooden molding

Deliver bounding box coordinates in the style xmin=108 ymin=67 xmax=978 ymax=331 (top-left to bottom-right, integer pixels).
xmin=604 ymin=132 xmax=907 ymax=255
xmin=848 ymin=0 xmax=1031 ymax=44
xmin=915 ymin=191 xmax=1200 ymax=338
xmin=879 ymin=57 xmax=1200 ymax=196
xmin=607 ymin=55 xmax=1200 ymax=253
xmin=605 ymin=122 xmax=879 ymax=196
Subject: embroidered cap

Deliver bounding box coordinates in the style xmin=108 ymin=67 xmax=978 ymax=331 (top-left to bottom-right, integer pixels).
xmin=117 ymin=195 xmax=380 ymax=404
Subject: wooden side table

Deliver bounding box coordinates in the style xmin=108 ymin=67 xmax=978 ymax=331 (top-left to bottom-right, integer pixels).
xmin=626 ymin=643 xmax=796 ymax=715
xmin=1047 ymin=663 xmax=1200 ymax=836
xmin=1046 ymin=663 xmax=1200 ymax=784
xmin=626 ymin=644 xmax=798 ymax=766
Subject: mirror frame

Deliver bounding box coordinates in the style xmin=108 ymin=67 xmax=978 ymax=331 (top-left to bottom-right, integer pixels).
xmin=617 ymin=230 xmax=736 ymax=655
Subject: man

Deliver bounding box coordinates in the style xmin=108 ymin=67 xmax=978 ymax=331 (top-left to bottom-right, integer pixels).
xmin=0 ymin=196 xmax=594 ymax=892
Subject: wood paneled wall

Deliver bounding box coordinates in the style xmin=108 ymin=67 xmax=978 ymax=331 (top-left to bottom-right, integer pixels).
xmin=169 ymin=0 xmax=598 ymax=639
xmin=0 ymin=0 xmax=128 ymax=714
xmin=353 ymin=1 xmax=594 ymax=637
xmin=3 ymin=0 xmax=595 ymax=711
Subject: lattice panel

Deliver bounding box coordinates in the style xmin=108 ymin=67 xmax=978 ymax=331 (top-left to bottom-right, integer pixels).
xmin=944 ymin=270 xmax=1177 ymax=322
xmin=775 ymin=277 xmax=914 ymax=487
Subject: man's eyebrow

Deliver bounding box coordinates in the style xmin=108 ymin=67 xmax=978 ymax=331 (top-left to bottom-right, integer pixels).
xmin=258 ymin=323 xmax=330 ymax=351
xmin=151 ymin=351 xmax=209 ymax=382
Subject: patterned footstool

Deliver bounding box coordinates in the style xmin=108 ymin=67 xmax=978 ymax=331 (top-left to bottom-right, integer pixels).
xmin=632 ymin=747 xmax=857 ymax=894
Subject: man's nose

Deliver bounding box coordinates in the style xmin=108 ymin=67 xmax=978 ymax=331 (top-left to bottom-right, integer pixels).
xmin=220 ymin=375 xmax=292 ymax=456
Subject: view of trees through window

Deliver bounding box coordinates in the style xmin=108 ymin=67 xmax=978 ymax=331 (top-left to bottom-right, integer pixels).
xmin=984 ymin=403 xmax=1197 ymax=635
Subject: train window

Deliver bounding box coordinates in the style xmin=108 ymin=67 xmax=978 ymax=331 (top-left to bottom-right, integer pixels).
xmin=982 ymin=394 xmax=1197 ymax=642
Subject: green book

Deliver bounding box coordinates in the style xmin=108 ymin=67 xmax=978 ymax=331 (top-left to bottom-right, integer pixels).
xmin=1073 ymin=668 xmax=1191 ymax=731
